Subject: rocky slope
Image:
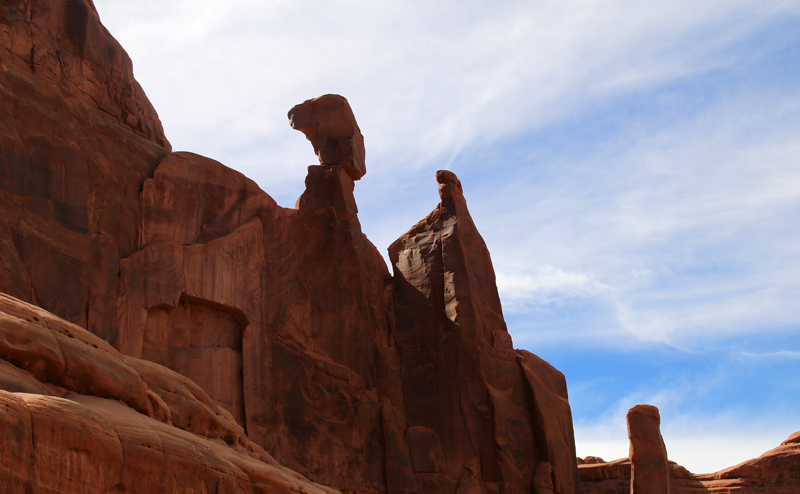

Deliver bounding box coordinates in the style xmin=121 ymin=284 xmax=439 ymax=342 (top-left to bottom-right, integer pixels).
xmin=0 ymin=1 xmax=579 ymax=493
xmin=0 ymin=292 xmax=334 ymax=494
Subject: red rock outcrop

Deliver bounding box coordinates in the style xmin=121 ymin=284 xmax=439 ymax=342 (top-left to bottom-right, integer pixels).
xmin=628 ymin=404 xmax=670 ymax=494
xmin=690 ymin=431 xmax=800 ymax=493
xmin=389 ymin=171 xmax=579 ymax=493
xmin=289 ymin=94 xmax=366 ymax=180
xmin=114 ymin=149 xmax=399 ymax=491
xmin=0 ymin=292 xmax=336 ymax=494
xmin=579 ymin=439 xmax=800 ymax=494
xmin=0 ymin=1 xmax=583 ymax=493
xmin=578 ymin=407 xmax=800 ymax=494
xmin=0 ymin=0 xmax=170 ymax=341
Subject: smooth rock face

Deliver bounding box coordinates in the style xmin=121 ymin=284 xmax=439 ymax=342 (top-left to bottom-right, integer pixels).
xmin=628 ymin=404 xmax=671 ymax=494
xmin=517 ymin=350 xmax=580 ymax=494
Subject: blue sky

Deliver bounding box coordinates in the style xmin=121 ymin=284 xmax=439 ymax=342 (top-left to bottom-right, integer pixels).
xmin=94 ymin=0 xmax=800 ymax=473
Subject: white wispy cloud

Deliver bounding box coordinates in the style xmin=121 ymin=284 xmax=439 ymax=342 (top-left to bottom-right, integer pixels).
xmin=573 ymin=365 xmax=800 ymax=473
xmin=94 ymin=0 xmax=800 ymax=199
xmin=496 ymin=266 xmax=609 ymax=309
xmin=475 ymin=87 xmax=800 ymax=347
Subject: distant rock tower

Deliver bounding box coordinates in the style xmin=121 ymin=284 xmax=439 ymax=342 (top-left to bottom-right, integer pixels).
xmin=627 ymin=404 xmax=671 ymax=494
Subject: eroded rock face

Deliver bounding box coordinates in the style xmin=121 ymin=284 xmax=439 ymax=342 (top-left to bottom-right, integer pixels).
xmin=628 ymin=404 xmax=671 ymax=494
xmin=0 ymin=2 xmax=584 ymax=492
xmin=289 ymin=94 xmax=366 ymax=180
xmin=0 ymin=0 xmax=170 ymax=342
xmin=694 ymin=431 xmax=800 ymax=493
xmin=0 ymin=293 xmax=335 ymax=494
xmin=578 ymin=405 xmax=800 ymax=494
xmin=389 ymin=171 xmax=579 ymax=494
xmin=578 ymin=434 xmax=800 ymax=494
xmin=116 ymin=148 xmax=405 ymax=492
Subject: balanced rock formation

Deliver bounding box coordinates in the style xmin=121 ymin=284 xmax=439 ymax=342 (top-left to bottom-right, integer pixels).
xmin=0 ymin=1 xmax=581 ymax=493
xmin=289 ymin=94 xmax=366 ymax=180
xmin=628 ymin=404 xmax=670 ymax=494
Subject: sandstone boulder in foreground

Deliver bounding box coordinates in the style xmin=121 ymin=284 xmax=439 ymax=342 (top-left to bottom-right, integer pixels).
xmin=0 ymin=293 xmax=336 ymax=494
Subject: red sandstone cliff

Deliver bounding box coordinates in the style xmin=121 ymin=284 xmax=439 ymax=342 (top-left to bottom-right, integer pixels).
xmin=1 ymin=2 xmax=798 ymax=494
xmin=0 ymin=1 xmax=580 ymax=493
xmin=0 ymin=0 xmax=171 ymax=338
xmin=0 ymin=292 xmax=335 ymax=494
xmin=389 ymin=171 xmax=578 ymax=494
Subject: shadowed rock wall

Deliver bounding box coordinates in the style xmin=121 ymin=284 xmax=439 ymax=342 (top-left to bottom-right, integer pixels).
xmin=390 ymin=171 xmax=579 ymax=494
xmin=0 ymin=0 xmax=170 ymax=340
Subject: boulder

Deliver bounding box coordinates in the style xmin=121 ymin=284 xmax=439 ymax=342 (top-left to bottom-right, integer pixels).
xmin=289 ymin=94 xmax=366 ymax=180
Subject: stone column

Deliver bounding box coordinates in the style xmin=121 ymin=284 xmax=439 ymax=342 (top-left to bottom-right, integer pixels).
xmin=627 ymin=404 xmax=670 ymax=494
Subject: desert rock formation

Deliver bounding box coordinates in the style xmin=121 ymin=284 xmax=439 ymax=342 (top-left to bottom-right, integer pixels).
xmin=0 ymin=1 xmax=581 ymax=493
xmin=578 ymin=405 xmax=800 ymax=494
xmin=289 ymin=94 xmax=367 ymax=181
xmin=389 ymin=171 xmax=579 ymax=494
xmin=0 ymin=292 xmax=334 ymax=494
xmin=3 ymin=1 xmax=797 ymax=493
xmin=628 ymin=404 xmax=670 ymax=494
